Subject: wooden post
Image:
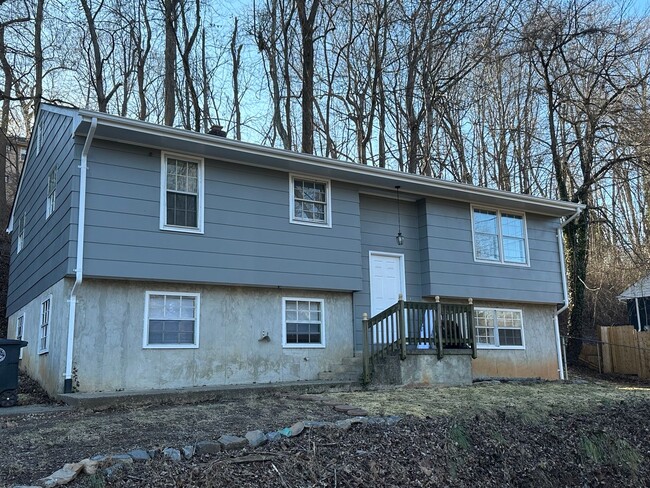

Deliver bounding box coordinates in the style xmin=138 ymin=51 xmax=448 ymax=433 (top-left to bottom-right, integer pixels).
xmin=600 ymin=326 xmax=613 ymax=373
xmin=468 ymin=298 xmax=477 ymax=359
xmin=435 ymin=296 xmax=443 ymax=359
xmin=398 ymin=293 xmax=406 ymax=360
xmin=362 ymin=312 xmax=370 ymax=383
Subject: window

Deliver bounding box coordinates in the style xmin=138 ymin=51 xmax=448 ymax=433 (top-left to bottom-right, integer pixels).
xmin=16 ymin=314 xmax=25 ymax=359
xmin=144 ymin=292 xmax=200 ymax=348
xmin=290 ymin=175 xmax=331 ymax=227
xmin=16 ymin=213 xmax=26 ymax=253
xmin=283 ymin=298 xmax=325 ymax=347
xmin=474 ymin=308 xmax=524 ymax=348
xmin=160 ymin=153 xmax=204 ymax=233
xmin=19 ymin=147 xmax=27 ymax=163
xmin=39 ymin=297 xmax=51 ymax=354
xmin=46 ymin=165 xmax=57 ymax=218
xmin=472 ymin=207 xmax=528 ymax=264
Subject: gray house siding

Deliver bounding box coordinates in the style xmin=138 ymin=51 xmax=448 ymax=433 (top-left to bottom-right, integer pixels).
xmin=81 ymin=140 xmax=363 ymax=291
xmin=421 ymin=198 xmax=563 ymax=303
xmin=353 ymin=194 xmax=423 ymax=351
xmin=7 ymin=110 xmax=78 ymax=316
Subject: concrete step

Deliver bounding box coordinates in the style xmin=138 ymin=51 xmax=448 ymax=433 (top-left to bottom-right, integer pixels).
xmin=318 ymin=371 xmax=361 ymax=382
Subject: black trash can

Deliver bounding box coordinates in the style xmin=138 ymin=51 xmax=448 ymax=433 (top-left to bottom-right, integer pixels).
xmin=0 ymin=339 xmax=28 ymax=407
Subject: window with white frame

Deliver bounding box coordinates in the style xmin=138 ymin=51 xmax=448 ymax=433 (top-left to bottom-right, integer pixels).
xmin=290 ymin=175 xmax=331 ymax=226
xmin=39 ymin=297 xmax=51 ymax=354
xmin=46 ymin=165 xmax=57 ymax=218
xmin=472 ymin=208 xmax=528 ymax=264
xmin=16 ymin=314 xmax=25 ymax=359
xmin=144 ymin=292 xmax=200 ymax=348
xmin=16 ymin=212 xmax=26 ymax=253
xmin=474 ymin=308 xmax=524 ymax=348
xmin=160 ymin=154 xmax=204 ymax=232
xmin=283 ymin=298 xmax=325 ymax=347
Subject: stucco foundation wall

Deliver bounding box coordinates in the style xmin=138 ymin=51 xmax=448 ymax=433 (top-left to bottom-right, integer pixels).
xmin=7 ymin=278 xmax=70 ymax=396
xmin=471 ymin=302 xmax=559 ymax=380
xmin=73 ymin=280 xmax=354 ymax=392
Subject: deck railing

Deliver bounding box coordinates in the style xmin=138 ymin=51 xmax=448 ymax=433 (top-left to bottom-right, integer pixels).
xmin=362 ymin=296 xmax=477 ymax=383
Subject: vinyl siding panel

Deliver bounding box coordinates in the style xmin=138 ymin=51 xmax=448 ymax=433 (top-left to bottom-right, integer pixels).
xmin=82 ymin=140 xmax=363 ymax=291
xmin=7 ymin=110 xmax=77 ymax=315
xmin=421 ymin=198 xmax=563 ymax=303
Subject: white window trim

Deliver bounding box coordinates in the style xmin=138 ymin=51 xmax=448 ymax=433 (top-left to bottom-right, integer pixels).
xmin=16 ymin=313 xmax=25 ymax=359
xmin=470 ymin=205 xmax=530 ymax=267
xmin=46 ymin=165 xmax=57 ymax=219
xmin=474 ymin=307 xmax=526 ymax=350
xmin=39 ymin=296 xmax=52 ymax=355
xmin=159 ymin=152 xmax=205 ymax=234
xmin=282 ymin=297 xmax=326 ymax=349
xmin=143 ymin=291 xmax=200 ymax=349
xmin=289 ymin=174 xmax=332 ymax=228
xmin=16 ymin=212 xmax=26 ymax=254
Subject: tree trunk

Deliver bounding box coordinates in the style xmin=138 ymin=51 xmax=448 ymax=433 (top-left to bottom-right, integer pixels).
xmin=164 ymin=0 xmax=178 ymax=126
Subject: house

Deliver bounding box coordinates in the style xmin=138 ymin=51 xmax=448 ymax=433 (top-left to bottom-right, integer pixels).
xmin=6 ymin=104 xmax=583 ymax=396
xmin=618 ymin=275 xmax=650 ymax=331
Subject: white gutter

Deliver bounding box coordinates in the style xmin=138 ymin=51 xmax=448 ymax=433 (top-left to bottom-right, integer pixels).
xmin=635 ymin=297 xmax=642 ymax=332
xmin=554 ymin=207 xmax=583 ymax=380
xmin=64 ymin=117 xmax=97 ymax=394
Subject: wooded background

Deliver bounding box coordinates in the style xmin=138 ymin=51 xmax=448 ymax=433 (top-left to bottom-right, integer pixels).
xmin=1 ymin=0 xmax=649 ymax=361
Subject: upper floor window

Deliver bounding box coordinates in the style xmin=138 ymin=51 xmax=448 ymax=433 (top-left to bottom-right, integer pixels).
xmin=474 ymin=308 xmax=524 ymax=349
xmin=46 ymin=165 xmax=57 ymax=218
xmin=290 ymin=175 xmax=331 ymax=227
xmin=472 ymin=207 xmax=528 ymax=265
xmin=160 ymin=153 xmax=204 ymax=233
xmin=39 ymin=297 xmax=51 ymax=354
xmin=144 ymin=292 xmax=200 ymax=348
xmin=16 ymin=213 xmax=26 ymax=253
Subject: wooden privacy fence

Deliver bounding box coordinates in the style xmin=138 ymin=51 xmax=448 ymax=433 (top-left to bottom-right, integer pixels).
xmin=586 ymin=326 xmax=650 ymax=379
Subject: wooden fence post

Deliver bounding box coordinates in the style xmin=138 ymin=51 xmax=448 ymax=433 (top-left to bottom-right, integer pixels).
xmin=600 ymin=326 xmax=613 ymax=374
xmin=362 ymin=312 xmax=370 ymax=383
xmin=468 ymin=298 xmax=477 ymax=359
xmin=398 ymin=293 xmax=406 ymax=360
xmin=435 ymin=296 xmax=443 ymax=360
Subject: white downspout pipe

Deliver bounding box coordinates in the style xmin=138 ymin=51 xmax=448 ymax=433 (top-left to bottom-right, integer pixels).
xmin=64 ymin=117 xmax=97 ymax=394
xmin=554 ymin=207 xmax=582 ymax=380
xmin=635 ymin=297 xmax=642 ymax=332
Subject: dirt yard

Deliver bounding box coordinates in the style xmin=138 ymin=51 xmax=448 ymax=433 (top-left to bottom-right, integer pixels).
xmin=2 ymin=369 xmax=649 ymax=487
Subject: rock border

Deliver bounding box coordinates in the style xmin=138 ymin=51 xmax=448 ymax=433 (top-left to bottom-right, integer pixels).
xmin=14 ymin=396 xmax=398 ymax=488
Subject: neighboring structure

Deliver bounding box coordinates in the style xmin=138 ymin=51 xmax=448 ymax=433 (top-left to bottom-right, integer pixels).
xmin=5 ymin=136 xmax=28 ymax=204
xmin=6 ymin=105 xmax=583 ymax=395
xmin=618 ymin=275 xmax=650 ymax=331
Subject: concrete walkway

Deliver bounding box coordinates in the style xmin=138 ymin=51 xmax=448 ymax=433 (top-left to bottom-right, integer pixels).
xmin=56 ymin=379 xmax=360 ymax=409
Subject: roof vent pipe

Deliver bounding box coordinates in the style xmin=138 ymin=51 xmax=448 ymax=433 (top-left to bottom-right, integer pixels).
xmin=208 ymin=125 xmax=227 ymax=137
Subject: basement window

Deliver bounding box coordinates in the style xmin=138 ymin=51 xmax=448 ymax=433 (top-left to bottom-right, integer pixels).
xmin=144 ymin=292 xmax=200 ymax=348
xmin=474 ymin=307 xmax=525 ymax=349
xmin=282 ymin=298 xmax=325 ymax=348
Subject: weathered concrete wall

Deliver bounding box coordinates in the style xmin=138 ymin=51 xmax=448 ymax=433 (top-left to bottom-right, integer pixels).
xmin=471 ymin=302 xmax=559 ymax=380
xmin=373 ymin=351 xmax=472 ymax=386
xmin=72 ymin=280 xmax=354 ymax=392
xmin=8 ymin=278 xmax=71 ymax=396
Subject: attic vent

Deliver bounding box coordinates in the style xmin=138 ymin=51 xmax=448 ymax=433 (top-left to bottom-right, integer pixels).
xmin=208 ymin=125 xmax=227 ymax=138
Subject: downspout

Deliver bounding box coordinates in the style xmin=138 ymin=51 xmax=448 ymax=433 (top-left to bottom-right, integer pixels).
xmin=635 ymin=297 xmax=642 ymax=332
xmin=64 ymin=117 xmax=97 ymax=394
xmin=554 ymin=207 xmax=582 ymax=380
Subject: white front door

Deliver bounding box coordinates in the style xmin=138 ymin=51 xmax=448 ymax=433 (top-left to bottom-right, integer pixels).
xmin=369 ymin=252 xmax=406 ymax=315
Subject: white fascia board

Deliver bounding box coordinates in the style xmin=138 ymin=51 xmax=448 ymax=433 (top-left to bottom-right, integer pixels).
xmin=76 ymin=109 xmax=585 ymax=217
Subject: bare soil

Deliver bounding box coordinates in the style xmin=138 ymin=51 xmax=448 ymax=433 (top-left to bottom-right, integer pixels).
xmin=2 ymin=369 xmax=649 ymax=487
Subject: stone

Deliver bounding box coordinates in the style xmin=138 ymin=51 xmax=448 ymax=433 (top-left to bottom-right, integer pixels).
xmin=163 ymin=447 xmax=182 ymax=462
xmin=346 ymin=408 xmax=368 ymax=417
xmin=218 ymin=434 xmax=248 ymax=450
xmin=384 ymin=415 xmax=403 ymax=426
xmin=289 ymin=421 xmax=305 ymax=437
xmin=266 ymin=431 xmax=282 ymax=443
xmin=110 ymin=454 xmax=133 ymax=464
xmin=89 ymin=454 xmax=107 ymax=463
xmin=128 ymin=449 xmax=151 ymax=462
xmin=245 ymin=430 xmax=267 ymax=448
xmin=321 ymin=398 xmax=340 ymax=406
xmin=304 ymin=420 xmax=334 ymax=429
xmin=36 ymin=462 xmax=84 ymax=487
xmin=335 ymin=419 xmax=353 ymax=431
xmin=333 ymin=404 xmax=357 ymax=412
xmin=195 ymin=440 xmax=222 ymax=455
xmin=278 ymin=427 xmax=292 ymax=437
xmin=103 ymin=462 xmax=127 ymax=480
xmin=79 ymin=458 xmax=99 ymax=475
xmin=183 ymin=445 xmax=195 ymax=459
xmin=147 ymin=449 xmax=159 ymax=459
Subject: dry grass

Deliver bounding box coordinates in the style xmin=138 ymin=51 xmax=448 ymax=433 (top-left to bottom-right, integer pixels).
xmin=328 ymin=379 xmax=650 ymax=422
